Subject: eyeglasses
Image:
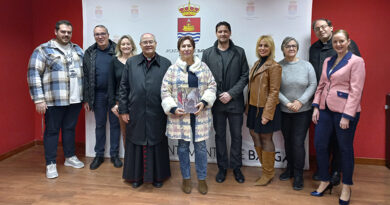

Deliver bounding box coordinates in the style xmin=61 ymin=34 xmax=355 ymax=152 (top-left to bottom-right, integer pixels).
xmin=284 ymin=45 xmax=297 ymax=49
xmin=94 ymin=32 xmax=107 ymax=37
xmin=141 ymin=40 xmax=155 ymax=45
xmin=314 ymin=25 xmax=329 ymax=32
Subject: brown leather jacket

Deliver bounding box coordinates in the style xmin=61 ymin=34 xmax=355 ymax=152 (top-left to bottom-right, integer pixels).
xmin=248 ymin=58 xmax=282 ymax=120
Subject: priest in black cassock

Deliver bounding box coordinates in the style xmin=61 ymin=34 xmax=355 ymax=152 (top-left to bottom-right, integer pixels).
xmin=119 ymin=33 xmax=171 ymax=188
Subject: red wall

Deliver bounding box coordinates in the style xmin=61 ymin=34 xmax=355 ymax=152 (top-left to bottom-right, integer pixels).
xmin=0 ymin=1 xmax=35 ymax=155
xmin=311 ymin=0 xmax=390 ymax=159
xmin=1 ymin=0 xmax=389 ymax=159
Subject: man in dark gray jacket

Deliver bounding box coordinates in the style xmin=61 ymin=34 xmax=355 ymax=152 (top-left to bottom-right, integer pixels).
xmin=202 ymin=21 xmax=249 ymax=184
xmin=83 ymin=25 xmax=122 ymax=170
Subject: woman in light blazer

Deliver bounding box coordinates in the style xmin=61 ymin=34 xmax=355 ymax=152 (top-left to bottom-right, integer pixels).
xmin=310 ymin=30 xmax=365 ymax=205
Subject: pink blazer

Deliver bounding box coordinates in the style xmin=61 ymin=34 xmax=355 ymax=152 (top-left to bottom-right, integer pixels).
xmin=313 ymin=52 xmax=365 ymax=120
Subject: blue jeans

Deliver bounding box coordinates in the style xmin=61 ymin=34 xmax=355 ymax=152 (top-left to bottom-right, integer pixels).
xmin=44 ymin=103 xmax=82 ymax=165
xmin=314 ymin=108 xmax=360 ymax=185
xmin=94 ymin=91 xmax=120 ymax=157
xmin=177 ymin=139 xmax=208 ymax=180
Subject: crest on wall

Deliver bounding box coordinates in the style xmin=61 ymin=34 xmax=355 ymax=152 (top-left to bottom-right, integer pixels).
xmin=177 ymin=1 xmax=201 ymax=42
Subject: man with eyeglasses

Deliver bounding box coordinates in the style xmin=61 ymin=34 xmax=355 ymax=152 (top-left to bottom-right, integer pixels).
xmin=83 ymin=25 xmax=122 ymax=170
xmin=309 ymin=18 xmax=361 ymax=186
xmin=118 ymin=33 xmax=171 ymax=189
xmin=310 ymin=18 xmax=361 ymax=81
xmin=27 ymin=20 xmax=85 ymax=179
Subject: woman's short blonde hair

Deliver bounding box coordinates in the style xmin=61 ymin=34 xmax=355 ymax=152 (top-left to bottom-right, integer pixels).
xmin=256 ymin=35 xmax=275 ymax=60
xmin=115 ymin=35 xmax=137 ymax=57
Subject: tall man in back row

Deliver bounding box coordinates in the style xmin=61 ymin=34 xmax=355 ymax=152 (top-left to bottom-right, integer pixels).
xmin=309 ymin=18 xmax=361 ymax=185
xmin=27 ymin=20 xmax=85 ymax=179
xmin=202 ymin=21 xmax=249 ymax=183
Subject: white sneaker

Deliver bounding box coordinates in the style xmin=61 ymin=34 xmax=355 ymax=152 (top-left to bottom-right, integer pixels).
xmin=64 ymin=156 xmax=85 ymax=169
xmin=46 ymin=163 xmax=58 ymax=179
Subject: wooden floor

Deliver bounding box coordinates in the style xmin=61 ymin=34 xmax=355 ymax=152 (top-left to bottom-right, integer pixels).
xmin=0 ymin=146 xmax=389 ymax=205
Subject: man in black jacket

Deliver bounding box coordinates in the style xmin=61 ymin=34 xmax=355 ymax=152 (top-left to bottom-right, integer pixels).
xmin=310 ymin=19 xmax=361 ymax=82
xmin=118 ymin=33 xmax=171 ymax=189
xmin=83 ymin=25 xmax=122 ymax=170
xmin=202 ymin=21 xmax=249 ymax=184
xmin=309 ymin=18 xmax=361 ymax=185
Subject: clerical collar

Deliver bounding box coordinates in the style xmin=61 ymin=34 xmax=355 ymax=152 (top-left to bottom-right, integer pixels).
xmin=143 ymin=54 xmax=156 ymax=61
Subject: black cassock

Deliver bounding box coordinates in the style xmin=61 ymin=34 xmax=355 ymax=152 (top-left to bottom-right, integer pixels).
xmin=119 ymin=53 xmax=172 ymax=183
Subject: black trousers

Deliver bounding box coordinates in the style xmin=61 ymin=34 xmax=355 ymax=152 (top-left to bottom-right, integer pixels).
xmin=212 ymin=111 xmax=243 ymax=169
xmin=281 ymin=110 xmax=311 ymax=177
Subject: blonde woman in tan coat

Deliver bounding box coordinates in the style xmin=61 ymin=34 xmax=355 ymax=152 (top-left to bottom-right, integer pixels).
xmin=246 ymin=35 xmax=282 ymax=186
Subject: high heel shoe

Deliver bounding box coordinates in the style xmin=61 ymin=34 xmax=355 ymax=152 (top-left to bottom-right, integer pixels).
xmin=339 ymin=188 xmax=351 ymax=205
xmin=310 ymin=182 xmax=333 ymax=197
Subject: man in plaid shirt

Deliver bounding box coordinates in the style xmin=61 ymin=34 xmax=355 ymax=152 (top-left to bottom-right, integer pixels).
xmin=27 ymin=20 xmax=85 ymax=179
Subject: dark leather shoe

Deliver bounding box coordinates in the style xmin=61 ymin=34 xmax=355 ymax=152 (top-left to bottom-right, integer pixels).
xmin=216 ymin=168 xmax=227 ymax=183
xmin=293 ymin=176 xmax=304 ymax=190
xmin=90 ymin=156 xmax=104 ymax=170
xmin=152 ymin=181 xmax=163 ymax=188
xmin=279 ymin=168 xmax=293 ymax=181
xmin=233 ymin=168 xmax=245 ymax=183
xmin=132 ymin=180 xmax=143 ymax=188
xmin=312 ymin=171 xmax=321 ymax=181
xmin=110 ymin=156 xmax=123 ymax=168
xmin=330 ymin=171 xmax=341 ymax=186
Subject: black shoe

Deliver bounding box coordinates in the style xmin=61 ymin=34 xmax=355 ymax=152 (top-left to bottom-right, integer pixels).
xmin=330 ymin=171 xmax=341 ymax=186
xmin=110 ymin=156 xmax=123 ymax=168
xmin=233 ymin=168 xmax=245 ymax=183
xmin=132 ymin=180 xmax=143 ymax=188
xmin=152 ymin=181 xmax=163 ymax=188
xmin=293 ymin=176 xmax=304 ymax=190
xmin=90 ymin=156 xmax=104 ymax=170
xmin=312 ymin=171 xmax=321 ymax=181
xmin=216 ymin=168 xmax=227 ymax=183
xmin=279 ymin=168 xmax=293 ymax=181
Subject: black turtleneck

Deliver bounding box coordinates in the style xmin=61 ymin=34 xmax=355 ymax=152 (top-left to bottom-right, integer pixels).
xmin=255 ymin=56 xmax=268 ymax=72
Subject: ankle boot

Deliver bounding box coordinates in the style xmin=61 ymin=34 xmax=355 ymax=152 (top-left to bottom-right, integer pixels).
xmin=255 ymin=151 xmax=275 ymax=186
xmin=181 ymin=179 xmax=192 ymax=194
xmin=198 ymin=180 xmax=208 ymax=195
xmin=279 ymin=166 xmax=293 ymax=181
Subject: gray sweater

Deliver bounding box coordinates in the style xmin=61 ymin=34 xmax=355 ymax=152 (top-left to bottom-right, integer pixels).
xmin=278 ymin=59 xmax=317 ymax=113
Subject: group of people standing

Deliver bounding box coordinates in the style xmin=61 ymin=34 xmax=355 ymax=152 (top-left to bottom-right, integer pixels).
xmin=27 ymin=18 xmax=365 ymax=204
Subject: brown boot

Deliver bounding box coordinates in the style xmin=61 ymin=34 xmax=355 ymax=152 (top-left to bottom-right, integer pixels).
xmin=254 ymin=146 xmax=263 ymax=164
xmin=181 ymin=179 xmax=192 ymax=194
xmin=254 ymin=146 xmax=263 ymax=181
xmin=198 ymin=180 xmax=208 ymax=195
xmin=255 ymin=151 xmax=275 ymax=186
